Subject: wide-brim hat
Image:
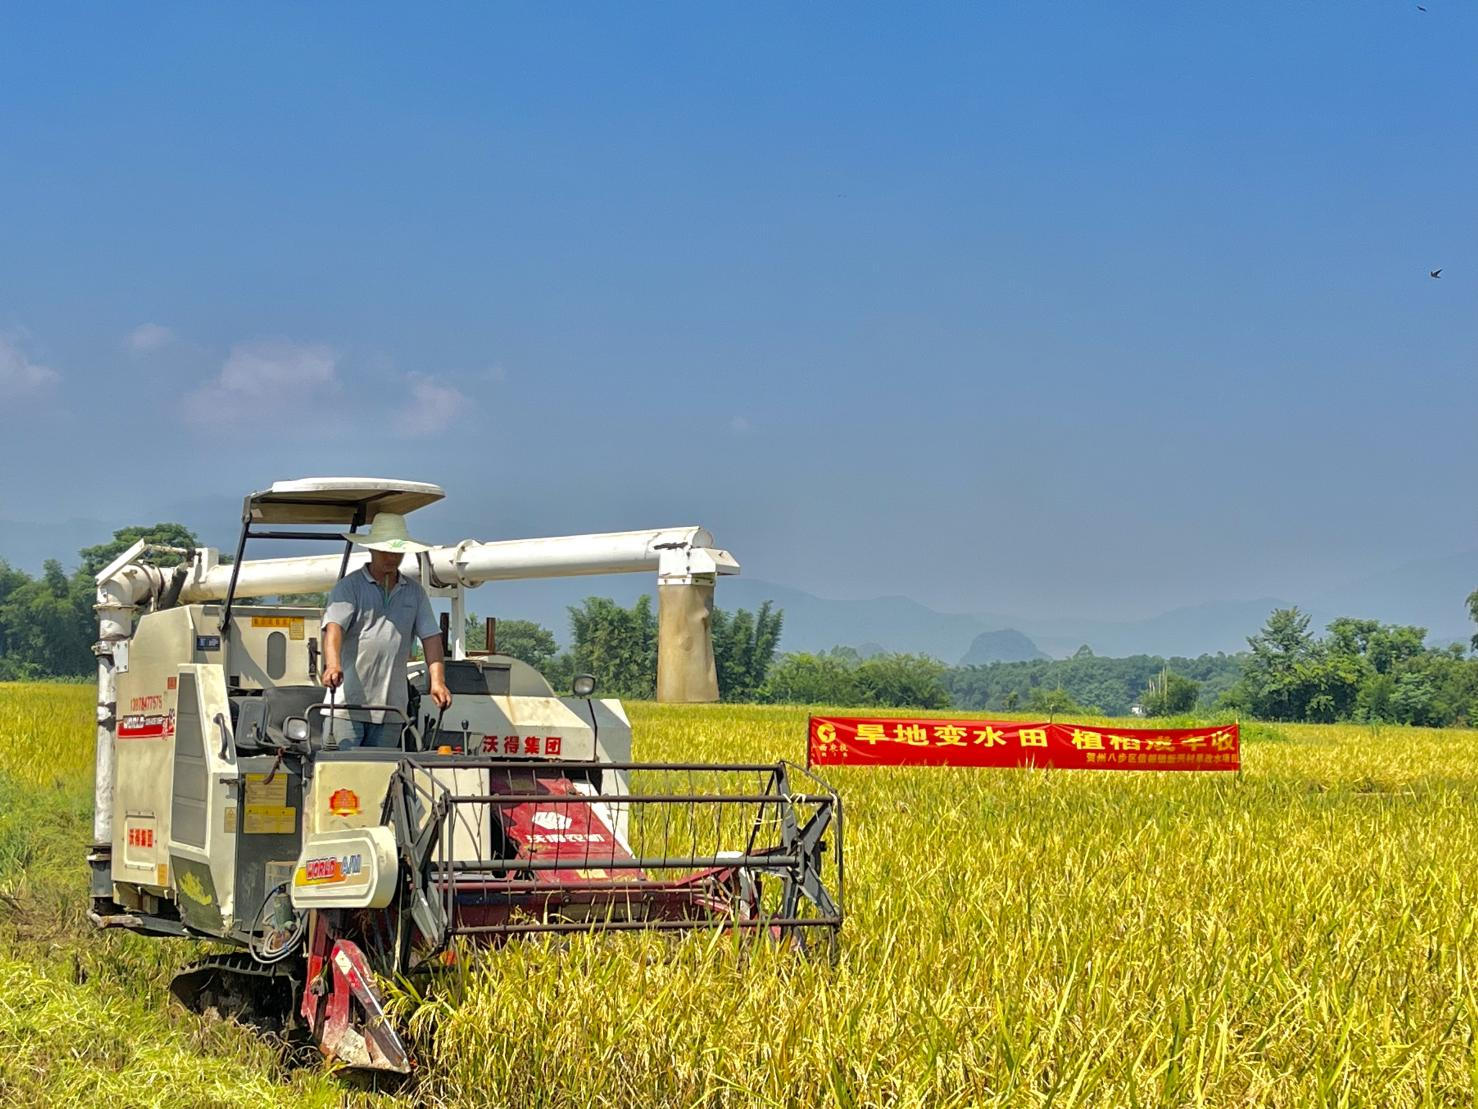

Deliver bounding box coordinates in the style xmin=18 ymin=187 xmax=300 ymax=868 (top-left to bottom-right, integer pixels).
xmin=345 ymin=512 xmax=433 ymax=553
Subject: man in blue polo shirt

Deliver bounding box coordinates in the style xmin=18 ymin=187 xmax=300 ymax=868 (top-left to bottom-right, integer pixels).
xmin=320 ymin=512 xmax=453 ymax=748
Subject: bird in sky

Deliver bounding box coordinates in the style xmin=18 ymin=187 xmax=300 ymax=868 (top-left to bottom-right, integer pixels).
xmin=1417 ymin=5 xmax=1427 ymax=11
xmin=1430 ymin=269 xmax=1442 ymax=278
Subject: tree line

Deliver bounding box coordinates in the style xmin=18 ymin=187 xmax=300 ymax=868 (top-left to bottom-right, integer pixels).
xmin=1219 ymin=608 xmax=1478 ymax=726
xmin=946 ymin=646 xmax=1244 ymax=717
xmin=4 ymin=523 xmax=1478 ymax=725
xmin=0 ymin=524 xmax=201 ymax=679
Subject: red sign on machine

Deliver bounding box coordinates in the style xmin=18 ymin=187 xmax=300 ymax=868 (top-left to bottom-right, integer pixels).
xmin=118 ymin=710 xmax=175 ymax=739
xmin=808 ymin=717 xmax=1239 ymax=771
xmin=479 ymin=734 xmax=564 ymax=757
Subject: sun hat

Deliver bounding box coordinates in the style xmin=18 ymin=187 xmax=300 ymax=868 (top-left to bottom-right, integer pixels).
xmin=345 ymin=512 xmax=433 ymax=553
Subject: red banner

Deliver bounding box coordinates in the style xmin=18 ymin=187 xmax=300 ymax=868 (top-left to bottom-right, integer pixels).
xmin=808 ymin=717 xmax=1239 ymax=771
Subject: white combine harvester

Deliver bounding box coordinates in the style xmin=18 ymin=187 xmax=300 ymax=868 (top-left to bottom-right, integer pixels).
xmin=88 ymin=478 xmax=842 ymax=1071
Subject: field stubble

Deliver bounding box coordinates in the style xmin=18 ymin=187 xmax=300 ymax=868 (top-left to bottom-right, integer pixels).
xmin=1 ymin=684 xmax=1476 ymax=1107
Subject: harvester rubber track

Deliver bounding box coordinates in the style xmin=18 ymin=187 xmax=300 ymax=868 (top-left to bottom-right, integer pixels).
xmin=169 ymin=952 xmax=301 ymax=1033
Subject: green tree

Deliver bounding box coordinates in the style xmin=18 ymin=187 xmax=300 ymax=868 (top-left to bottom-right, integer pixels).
xmin=1389 ymin=671 xmax=1438 ymax=727
xmin=1365 ymin=624 xmax=1428 ymax=675
xmin=758 ymin=652 xmax=863 ymax=705
xmin=0 ymin=561 xmax=34 ymax=670
xmin=0 ymin=560 xmax=93 ymax=677
xmin=854 ymin=653 xmax=950 ymax=709
xmin=946 ymin=651 xmax=1243 ymax=716
xmin=1234 ymin=608 xmax=1320 ymax=720
xmin=569 ymin=596 xmax=657 ymax=700
xmin=79 ymin=523 xmax=200 ymax=578
xmin=1025 ymin=685 xmax=1090 ymax=715
xmin=1141 ymin=670 xmax=1199 ymax=715
xmin=467 ymin=615 xmax=560 ymax=670
xmin=711 ymin=601 xmax=784 ymax=701
xmin=760 ymin=648 xmax=949 ymax=708
xmin=276 ymin=591 xmax=329 ymax=607
xmin=466 ymin=614 xmax=575 ymax=692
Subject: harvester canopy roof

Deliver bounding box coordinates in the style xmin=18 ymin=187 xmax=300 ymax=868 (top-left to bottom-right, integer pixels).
xmin=244 ymin=478 xmax=445 ymax=525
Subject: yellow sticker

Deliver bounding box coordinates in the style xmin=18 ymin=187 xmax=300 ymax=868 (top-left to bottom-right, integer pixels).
xmin=244 ymin=805 xmax=297 ymax=835
xmin=155 ymin=863 xmax=169 ymax=887
xmin=223 ymin=805 xmax=237 ymax=833
xmin=252 ymin=615 xmax=306 ymax=640
xmin=244 ymin=773 xmax=287 ymax=807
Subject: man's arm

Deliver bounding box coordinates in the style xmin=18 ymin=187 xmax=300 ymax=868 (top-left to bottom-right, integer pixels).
xmin=411 ymin=586 xmax=452 ymax=709
xmin=322 ymin=621 xmax=345 ymax=689
xmin=421 ymin=633 xmax=452 ymax=709
xmin=320 ymin=579 xmax=356 ymax=689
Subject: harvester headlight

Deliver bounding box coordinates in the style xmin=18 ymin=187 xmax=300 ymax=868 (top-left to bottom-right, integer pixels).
xmin=572 ymin=674 xmax=597 ymax=698
xmin=284 ymin=717 xmax=310 ymax=744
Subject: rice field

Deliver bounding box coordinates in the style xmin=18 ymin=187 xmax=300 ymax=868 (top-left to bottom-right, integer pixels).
xmin=2 ymin=681 xmax=1477 ymax=1107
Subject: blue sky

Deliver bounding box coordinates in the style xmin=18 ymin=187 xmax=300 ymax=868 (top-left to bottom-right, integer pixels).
xmin=1 ymin=3 xmax=1474 ymax=623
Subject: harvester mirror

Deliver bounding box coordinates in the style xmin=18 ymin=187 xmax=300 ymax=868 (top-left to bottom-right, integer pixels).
xmin=572 ymin=674 xmax=597 ymax=698
xmin=284 ymin=717 xmax=311 ymax=745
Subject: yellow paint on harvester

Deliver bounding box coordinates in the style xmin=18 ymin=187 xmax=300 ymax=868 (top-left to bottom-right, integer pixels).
xmin=250 ymin=615 xmax=305 ymax=639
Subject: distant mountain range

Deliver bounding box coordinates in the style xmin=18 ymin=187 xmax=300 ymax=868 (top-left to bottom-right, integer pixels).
xmin=413 ymin=564 xmax=1476 ymax=664
xmin=2 ymin=516 xmax=1472 ymax=664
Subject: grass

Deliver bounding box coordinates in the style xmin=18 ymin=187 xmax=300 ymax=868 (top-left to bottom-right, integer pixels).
xmin=2 ymin=683 xmax=1477 ymax=1106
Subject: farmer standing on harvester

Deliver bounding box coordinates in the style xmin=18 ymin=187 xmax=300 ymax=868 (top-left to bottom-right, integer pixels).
xmin=320 ymin=512 xmax=453 ymax=747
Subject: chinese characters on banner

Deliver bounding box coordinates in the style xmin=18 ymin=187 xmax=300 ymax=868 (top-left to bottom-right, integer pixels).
xmin=808 ymin=717 xmax=1239 ymax=771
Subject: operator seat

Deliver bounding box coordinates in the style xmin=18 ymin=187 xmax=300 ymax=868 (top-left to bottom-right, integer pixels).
xmin=232 ymin=685 xmax=325 ymax=753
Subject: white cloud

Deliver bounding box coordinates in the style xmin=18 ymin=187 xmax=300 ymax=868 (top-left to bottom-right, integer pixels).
xmin=730 ymin=415 xmax=751 ymax=434
xmin=124 ymin=323 xmax=176 ymax=354
xmin=184 ymin=339 xmax=340 ymax=425
xmin=0 ymin=333 xmax=61 ymax=399
xmin=399 ymin=373 xmax=469 ymax=436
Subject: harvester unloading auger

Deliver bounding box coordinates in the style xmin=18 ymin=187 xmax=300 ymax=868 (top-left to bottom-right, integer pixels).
xmin=87 ymin=479 xmax=843 ymax=1071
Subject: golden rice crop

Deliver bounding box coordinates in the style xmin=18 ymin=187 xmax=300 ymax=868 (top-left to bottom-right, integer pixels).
xmin=2 ymin=683 xmax=1477 ymax=1107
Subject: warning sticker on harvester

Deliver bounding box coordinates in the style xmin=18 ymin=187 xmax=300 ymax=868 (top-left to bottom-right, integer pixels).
xmin=244 ymin=805 xmax=297 ymax=835
xmin=242 ymin=774 xmax=295 ymax=834
xmin=244 ymin=774 xmax=287 ymax=807
xmin=251 ymin=615 xmax=305 ymax=640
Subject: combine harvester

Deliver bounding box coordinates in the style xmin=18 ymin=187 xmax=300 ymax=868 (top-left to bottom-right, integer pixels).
xmin=87 ymin=478 xmax=842 ymax=1071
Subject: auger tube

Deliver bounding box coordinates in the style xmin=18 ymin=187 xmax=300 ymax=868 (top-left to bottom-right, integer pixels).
xmin=90 ymin=521 xmax=738 ymax=869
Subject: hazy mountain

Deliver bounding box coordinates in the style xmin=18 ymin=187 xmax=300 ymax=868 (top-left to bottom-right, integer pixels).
xmin=960 ymin=629 xmax=1049 ymax=665
xmin=1309 ymin=551 xmax=1476 ymax=647
xmin=463 ymin=575 xmax=997 ymax=660
xmin=1008 ymin=597 xmax=1294 ymax=659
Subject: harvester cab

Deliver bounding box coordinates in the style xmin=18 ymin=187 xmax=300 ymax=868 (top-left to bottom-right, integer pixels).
xmin=88 ymin=478 xmax=842 ymax=1073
